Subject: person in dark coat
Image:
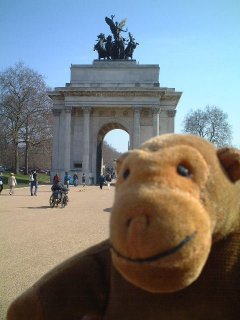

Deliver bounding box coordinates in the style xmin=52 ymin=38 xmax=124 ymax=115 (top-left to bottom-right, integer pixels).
xmin=82 ymin=173 xmax=86 ymax=187
xmin=99 ymin=174 xmax=105 ymax=190
xmin=0 ymin=172 xmax=3 ymax=195
xmin=73 ymin=173 xmax=79 ymax=187
xmin=30 ymin=170 xmax=38 ymax=196
xmin=64 ymin=172 xmax=70 ymax=188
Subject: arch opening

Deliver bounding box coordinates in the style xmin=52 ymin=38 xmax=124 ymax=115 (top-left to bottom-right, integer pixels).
xmin=96 ymin=123 xmax=129 ymax=182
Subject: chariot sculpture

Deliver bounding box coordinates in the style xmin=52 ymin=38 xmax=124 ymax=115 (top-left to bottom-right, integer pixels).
xmin=94 ymin=15 xmax=139 ymax=60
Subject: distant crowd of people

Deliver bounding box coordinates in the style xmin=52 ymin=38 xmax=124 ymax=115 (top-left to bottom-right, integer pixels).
xmin=0 ymin=170 xmax=38 ymax=196
xmin=0 ymin=170 xmax=115 ymax=197
xmin=52 ymin=172 xmax=86 ymax=189
xmin=53 ymin=171 xmax=114 ymax=190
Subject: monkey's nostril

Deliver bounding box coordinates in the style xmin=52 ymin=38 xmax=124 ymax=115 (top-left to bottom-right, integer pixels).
xmin=126 ymin=218 xmax=132 ymax=227
xmin=146 ymin=215 xmax=150 ymax=226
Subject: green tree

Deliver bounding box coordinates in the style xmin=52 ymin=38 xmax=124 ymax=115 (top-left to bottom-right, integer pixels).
xmin=0 ymin=62 xmax=52 ymax=173
xmin=182 ymin=105 xmax=232 ymax=147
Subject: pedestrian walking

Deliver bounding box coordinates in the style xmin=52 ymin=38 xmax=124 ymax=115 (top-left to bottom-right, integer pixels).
xmin=0 ymin=172 xmax=3 ymax=195
xmin=73 ymin=172 xmax=78 ymax=187
xmin=64 ymin=172 xmax=70 ymax=188
xmin=99 ymin=174 xmax=105 ymax=190
xmin=30 ymin=170 xmax=38 ymax=196
xmin=29 ymin=171 xmax=34 ymax=195
xmin=82 ymin=173 xmax=86 ymax=187
xmin=8 ymin=173 xmax=17 ymax=195
xmin=105 ymin=173 xmax=112 ymax=190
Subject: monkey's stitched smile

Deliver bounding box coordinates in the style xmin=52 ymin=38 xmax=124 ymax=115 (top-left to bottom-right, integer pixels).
xmin=111 ymin=232 xmax=197 ymax=264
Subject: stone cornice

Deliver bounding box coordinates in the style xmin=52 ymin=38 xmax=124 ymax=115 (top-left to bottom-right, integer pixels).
xmin=48 ymin=88 xmax=182 ymax=100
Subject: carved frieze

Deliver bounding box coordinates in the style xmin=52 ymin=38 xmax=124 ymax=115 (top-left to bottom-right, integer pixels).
xmin=61 ymin=90 xmax=164 ymax=98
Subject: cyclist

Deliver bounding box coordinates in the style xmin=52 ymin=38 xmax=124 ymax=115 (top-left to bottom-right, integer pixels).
xmin=51 ymin=177 xmax=69 ymax=204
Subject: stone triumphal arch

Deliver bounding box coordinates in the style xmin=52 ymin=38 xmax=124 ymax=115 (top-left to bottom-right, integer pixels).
xmin=49 ymin=60 xmax=182 ymax=184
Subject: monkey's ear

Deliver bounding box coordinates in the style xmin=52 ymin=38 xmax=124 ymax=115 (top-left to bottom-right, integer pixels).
xmin=217 ymin=148 xmax=240 ymax=182
xmin=116 ymin=152 xmax=130 ymax=176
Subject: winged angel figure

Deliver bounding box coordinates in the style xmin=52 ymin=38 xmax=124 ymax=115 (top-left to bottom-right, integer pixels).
xmin=105 ymin=15 xmax=128 ymax=42
xmin=104 ymin=15 xmax=128 ymax=59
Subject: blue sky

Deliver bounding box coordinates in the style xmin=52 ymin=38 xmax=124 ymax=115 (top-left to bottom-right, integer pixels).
xmin=0 ymin=0 xmax=239 ymax=152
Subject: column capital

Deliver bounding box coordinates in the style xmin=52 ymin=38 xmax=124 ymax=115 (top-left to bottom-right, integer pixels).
xmin=167 ymin=110 xmax=177 ymax=117
xmin=82 ymin=106 xmax=92 ymax=113
xmin=160 ymin=106 xmax=168 ymax=111
xmin=52 ymin=109 xmax=61 ymax=116
xmin=133 ymin=106 xmax=142 ymax=113
xmin=65 ymin=106 xmax=72 ymax=113
xmin=152 ymin=106 xmax=161 ymax=114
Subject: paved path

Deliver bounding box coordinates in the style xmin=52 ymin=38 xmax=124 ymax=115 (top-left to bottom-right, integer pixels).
xmin=0 ymin=184 xmax=114 ymax=320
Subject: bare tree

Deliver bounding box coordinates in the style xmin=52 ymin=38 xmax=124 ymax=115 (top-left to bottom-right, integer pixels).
xmin=0 ymin=122 xmax=12 ymax=167
xmin=102 ymin=140 xmax=122 ymax=173
xmin=182 ymin=105 xmax=232 ymax=147
xmin=0 ymin=62 xmax=52 ymax=173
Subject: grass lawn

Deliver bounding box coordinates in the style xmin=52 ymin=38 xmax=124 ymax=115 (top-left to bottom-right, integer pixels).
xmin=1 ymin=172 xmax=51 ymax=187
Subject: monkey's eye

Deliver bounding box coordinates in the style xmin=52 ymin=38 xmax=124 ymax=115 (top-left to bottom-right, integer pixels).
xmin=123 ymin=168 xmax=130 ymax=180
xmin=177 ymin=165 xmax=192 ymax=178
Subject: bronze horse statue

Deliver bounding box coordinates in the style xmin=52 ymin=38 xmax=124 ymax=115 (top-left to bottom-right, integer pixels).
xmin=93 ymin=17 xmax=139 ymax=60
xmin=94 ymin=33 xmax=110 ymax=60
xmin=124 ymin=32 xmax=139 ymax=60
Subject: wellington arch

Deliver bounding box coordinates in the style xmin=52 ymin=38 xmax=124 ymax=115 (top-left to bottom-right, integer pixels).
xmin=48 ymin=60 xmax=182 ymax=184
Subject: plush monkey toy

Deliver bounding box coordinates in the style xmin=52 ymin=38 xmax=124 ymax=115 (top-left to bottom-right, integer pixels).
xmin=7 ymin=134 xmax=240 ymax=320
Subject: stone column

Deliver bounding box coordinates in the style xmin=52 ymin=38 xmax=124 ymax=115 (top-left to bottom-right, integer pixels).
xmin=82 ymin=107 xmax=91 ymax=179
xmin=52 ymin=109 xmax=61 ymax=173
xmin=133 ymin=106 xmax=141 ymax=148
xmin=167 ymin=110 xmax=177 ymax=133
xmin=152 ymin=106 xmax=160 ymax=136
xmin=63 ymin=107 xmax=72 ymax=172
